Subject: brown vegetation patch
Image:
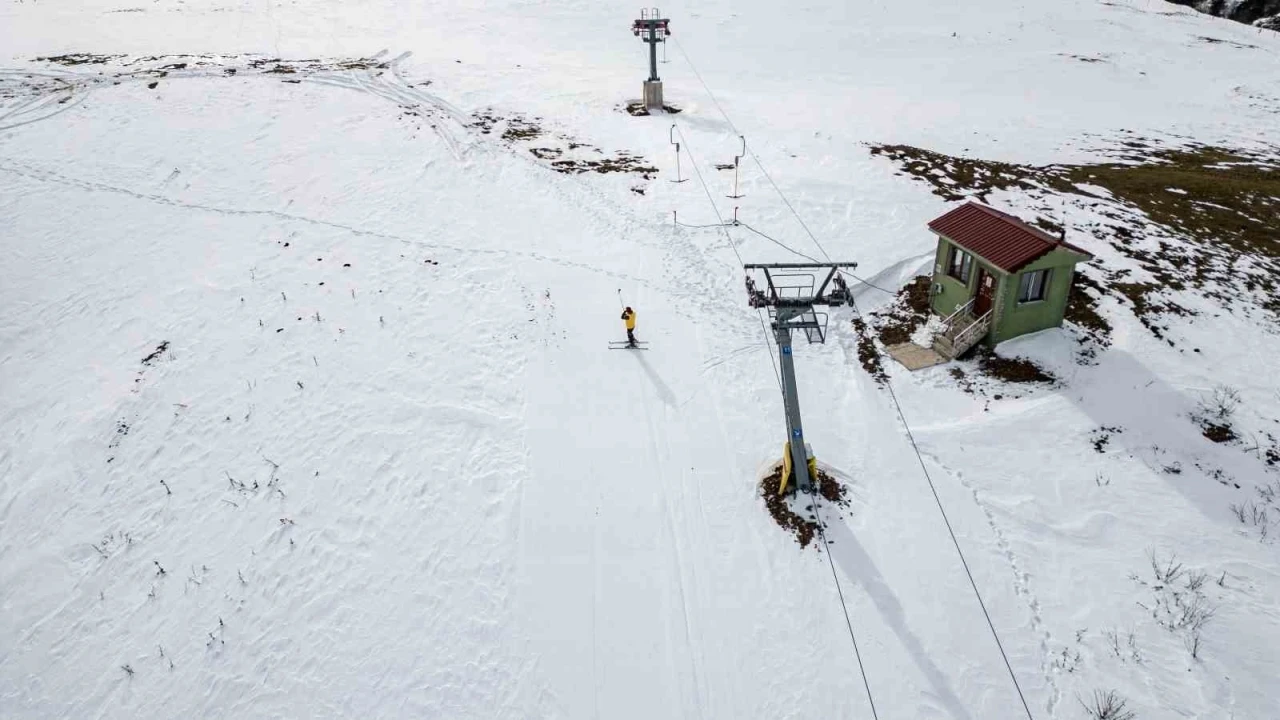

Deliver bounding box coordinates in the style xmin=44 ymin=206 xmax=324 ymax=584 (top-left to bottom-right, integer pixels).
xmin=852 ymin=316 xmax=888 ymax=385
xmin=870 ymin=140 xmax=1280 ymax=342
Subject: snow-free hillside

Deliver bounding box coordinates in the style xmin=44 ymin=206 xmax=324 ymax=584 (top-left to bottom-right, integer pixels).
xmin=2 ymin=1 xmax=1279 ymax=718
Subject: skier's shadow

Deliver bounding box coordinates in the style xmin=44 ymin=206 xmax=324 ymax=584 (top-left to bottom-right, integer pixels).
xmin=632 ymin=352 xmax=677 ymax=407
xmin=819 ymin=509 xmax=976 ymax=720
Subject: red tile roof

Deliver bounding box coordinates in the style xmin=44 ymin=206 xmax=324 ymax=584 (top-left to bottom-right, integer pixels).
xmin=927 ymin=201 xmax=1093 ymax=273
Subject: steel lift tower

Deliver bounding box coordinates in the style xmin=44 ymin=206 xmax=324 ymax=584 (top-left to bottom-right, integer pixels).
xmin=632 ymin=8 xmax=671 ymax=109
xmin=744 ymin=262 xmax=857 ymax=493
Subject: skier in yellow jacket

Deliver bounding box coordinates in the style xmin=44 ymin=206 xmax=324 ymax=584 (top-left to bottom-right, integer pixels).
xmin=621 ymin=307 xmax=637 ymax=347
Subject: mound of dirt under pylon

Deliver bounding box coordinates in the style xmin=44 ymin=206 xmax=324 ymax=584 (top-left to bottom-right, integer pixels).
xmin=758 ymin=466 xmax=848 ymax=549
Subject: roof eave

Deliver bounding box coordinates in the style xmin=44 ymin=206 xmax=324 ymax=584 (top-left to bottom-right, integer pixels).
xmin=930 ymin=229 xmax=1012 ymax=273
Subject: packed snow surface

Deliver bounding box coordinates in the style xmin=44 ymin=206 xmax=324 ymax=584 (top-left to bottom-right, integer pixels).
xmin=2 ymin=0 xmax=1279 ymax=718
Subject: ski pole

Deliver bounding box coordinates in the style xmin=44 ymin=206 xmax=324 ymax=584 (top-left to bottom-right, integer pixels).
xmin=617 ymin=288 xmax=625 ymax=309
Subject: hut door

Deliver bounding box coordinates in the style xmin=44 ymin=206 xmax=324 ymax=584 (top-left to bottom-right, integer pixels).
xmin=974 ymin=269 xmax=995 ymax=316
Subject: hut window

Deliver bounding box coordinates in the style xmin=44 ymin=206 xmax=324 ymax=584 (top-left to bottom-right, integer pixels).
xmin=948 ymin=246 xmax=973 ymax=284
xmin=1018 ymin=269 xmax=1049 ymax=303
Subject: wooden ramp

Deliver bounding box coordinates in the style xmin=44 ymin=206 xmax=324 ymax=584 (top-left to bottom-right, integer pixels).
xmin=886 ymin=342 xmax=947 ymax=371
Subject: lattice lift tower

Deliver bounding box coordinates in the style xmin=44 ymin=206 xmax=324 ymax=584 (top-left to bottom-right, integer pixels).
xmin=744 ymin=262 xmax=857 ymax=493
xmin=632 ymin=8 xmax=671 ymax=109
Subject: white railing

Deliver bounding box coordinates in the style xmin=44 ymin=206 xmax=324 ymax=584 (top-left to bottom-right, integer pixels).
xmin=940 ymin=298 xmax=974 ymax=330
xmin=952 ymin=310 xmax=993 ymax=352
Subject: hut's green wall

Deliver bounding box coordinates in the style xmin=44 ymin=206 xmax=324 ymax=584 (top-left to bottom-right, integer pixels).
xmin=990 ymin=248 xmax=1082 ymax=344
xmin=929 ymin=235 xmax=1085 ymax=345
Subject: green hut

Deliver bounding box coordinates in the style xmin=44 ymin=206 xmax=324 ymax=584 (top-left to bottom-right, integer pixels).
xmin=927 ymin=201 xmax=1093 ymax=358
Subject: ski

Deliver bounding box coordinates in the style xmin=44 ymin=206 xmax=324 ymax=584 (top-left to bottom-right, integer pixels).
xmin=609 ymin=341 xmax=649 ymax=350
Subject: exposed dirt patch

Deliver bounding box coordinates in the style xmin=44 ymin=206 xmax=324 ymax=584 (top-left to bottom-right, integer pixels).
xmin=35 ymin=53 xmax=124 ymax=65
xmin=871 ymin=140 xmax=1280 ymax=345
xmin=469 ymin=112 xmax=500 ymax=135
xmin=110 ymin=420 xmax=130 ymax=449
xmin=500 ymin=117 xmax=543 ymax=142
xmin=875 ymin=275 xmax=933 ymax=346
xmin=1061 ymin=53 xmax=1109 ymax=63
xmin=1200 ymin=422 xmax=1238 ymax=444
xmin=974 ymin=347 xmax=1057 ymax=384
xmin=241 ymin=57 xmax=390 ymax=74
xmin=1090 ymin=426 xmax=1124 ymax=453
xmin=946 ymin=351 xmax=1056 ymax=402
xmin=949 ymin=367 xmax=975 ymax=394
xmin=1063 ymin=272 xmax=1113 ymax=361
xmin=851 ymin=316 xmax=888 ymax=385
xmin=551 ymin=155 xmax=657 ymax=177
xmin=759 ymin=466 xmax=849 ymax=549
xmin=1197 ymin=36 xmax=1257 ymax=49
xmin=474 ymin=110 xmax=657 ymax=180
xmin=624 ymin=102 xmax=683 ymax=116
xmin=141 ymin=341 xmax=170 ymax=366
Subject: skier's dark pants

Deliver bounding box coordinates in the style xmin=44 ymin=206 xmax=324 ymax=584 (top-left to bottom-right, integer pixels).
xmin=627 ymin=329 xmax=636 ymax=346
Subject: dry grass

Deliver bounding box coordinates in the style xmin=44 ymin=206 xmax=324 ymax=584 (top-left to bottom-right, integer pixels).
xmin=870 ymin=140 xmax=1280 ymax=341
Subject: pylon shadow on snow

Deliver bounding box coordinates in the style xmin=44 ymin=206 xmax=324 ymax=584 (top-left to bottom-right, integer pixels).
xmin=818 ymin=508 xmax=976 ymax=720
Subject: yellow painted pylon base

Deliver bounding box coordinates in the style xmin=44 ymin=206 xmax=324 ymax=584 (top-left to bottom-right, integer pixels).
xmin=778 ymin=442 xmax=817 ymax=496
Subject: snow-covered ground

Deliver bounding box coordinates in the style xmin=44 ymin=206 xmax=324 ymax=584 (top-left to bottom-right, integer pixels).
xmin=2 ymin=0 xmax=1279 ymax=718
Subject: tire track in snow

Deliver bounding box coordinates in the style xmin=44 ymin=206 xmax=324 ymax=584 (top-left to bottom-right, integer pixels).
xmin=916 ymin=448 xmax=1062 ymax=716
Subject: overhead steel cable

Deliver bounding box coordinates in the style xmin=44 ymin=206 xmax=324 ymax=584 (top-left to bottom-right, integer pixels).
xmin=670 ymin=40 xmax=882 ymax=720
xmin=671 ymin=120 xmax=783 ymax=394
xmin=674 ymin=33 xmax=1038 ymax=720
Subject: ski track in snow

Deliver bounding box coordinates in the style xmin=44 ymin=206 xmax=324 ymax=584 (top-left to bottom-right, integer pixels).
xmin=0 ymin=80 xmax=90 ymax=132
xmin=4 ymin=1 xmax=1280 ymax=717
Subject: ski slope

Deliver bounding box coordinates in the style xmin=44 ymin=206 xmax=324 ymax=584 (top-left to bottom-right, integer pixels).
xmin=3 ymin=1 xmax=1280 ymax=718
